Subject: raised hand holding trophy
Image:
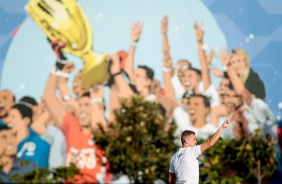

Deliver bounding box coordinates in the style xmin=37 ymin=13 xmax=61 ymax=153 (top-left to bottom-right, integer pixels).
xmin=25 ymin=0 xmax=109 ymax=89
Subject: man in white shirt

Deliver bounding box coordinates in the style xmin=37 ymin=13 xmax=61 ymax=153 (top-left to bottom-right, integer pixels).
xmin=169 ymin=114 xmax=233 ymax=184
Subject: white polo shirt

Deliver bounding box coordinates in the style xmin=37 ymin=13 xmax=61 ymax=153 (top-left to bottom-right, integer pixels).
xmin=169 ymin=145 xmax=201 ymax=184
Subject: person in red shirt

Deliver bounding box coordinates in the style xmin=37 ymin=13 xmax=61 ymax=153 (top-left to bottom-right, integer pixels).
xmin=43 ymin=40 xmax=112 ymax=183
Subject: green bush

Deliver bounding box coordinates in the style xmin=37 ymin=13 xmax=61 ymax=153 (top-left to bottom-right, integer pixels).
xmin=198 ymin=129 xmax=279 ymax=184
xmin=93 ymin=95 xmax=178 ymax=183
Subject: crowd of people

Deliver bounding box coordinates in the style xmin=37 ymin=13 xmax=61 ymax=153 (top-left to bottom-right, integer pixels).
xmin=0 ymin=15 xmax=281 ymax=183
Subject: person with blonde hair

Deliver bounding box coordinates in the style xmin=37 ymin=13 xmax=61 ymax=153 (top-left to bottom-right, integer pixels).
xmin=214 ymin=48 xmax=266 ymax=100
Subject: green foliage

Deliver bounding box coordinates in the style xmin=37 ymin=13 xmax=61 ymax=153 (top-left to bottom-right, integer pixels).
xmin=11 ymin=162 xmax=79 ymax=183
xmin=93 ymin=95 xmax=178 ymax=183
xmin=198 ymin=128 xmax=278 ymax=184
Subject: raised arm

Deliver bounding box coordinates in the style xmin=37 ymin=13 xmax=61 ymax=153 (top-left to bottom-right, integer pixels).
xmin=226 ymin=65 xmax=253 ymax=105
xmin=218 ymin=50 xmax=252 ymax=105
xmin=110 ymin=54 xmax=134 ymax=98
xmin=161 ymin=16 xmax=174 ymax=77
xmin=90 ymin=84 xmax=108 ymax=131
xmin=43 ymin=71 xmax=66 ymax=128
xmin=57 ymin=63 xmax=75 ymax=101
xmin=201 ymin=113 xmax=233 ymax=152
xmin=124 ymin=21 xmax=143 ymax=81
xmin=31 ymin=101 xmax=51 ymax=135
xmin=43 ymin=40 xmax=68 ymax=128
xmin=162 ymin=51 xmax=178 ymax=108
xmin=194 ymin=22 xmax=211 ymax=91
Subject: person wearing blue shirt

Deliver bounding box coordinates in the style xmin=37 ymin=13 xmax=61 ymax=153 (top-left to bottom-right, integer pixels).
xmin=19 ymin=96 xmax=66 ymax=169
xmin=0 ymin=123 xmax=38 ymax=183
xmin=5 ymin=103 xmax=50 ymax=169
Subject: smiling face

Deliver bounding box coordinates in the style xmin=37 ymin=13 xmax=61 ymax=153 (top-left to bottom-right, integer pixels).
xmin=218 ymin=77 xmax=230 ymax=103
xmin=176 ymin=60 xmax=191 ymax=80
xmin=230 ymin=54 xmax=247 ymax=76
xmin=187 ymin=95 xmax=210 ymax=123
xmin=77 ymin=96 xmax=91 ymax=127
xmin=224 ymin=88 xmax=243 ymax=114
xmin=6 ymin=108 xmax=30 ymax=132
xmin=0 ymin=90 xmax=15 ymax=119
xmin=132 ymin=68 xmax=151 ymax=93
xmin=72 ymin=71 xmax=84 ymax=96
xmin=181 ymin=69 xmax=201 ymax=92
xmin=0 ymin=129 xmax=17 ymax=156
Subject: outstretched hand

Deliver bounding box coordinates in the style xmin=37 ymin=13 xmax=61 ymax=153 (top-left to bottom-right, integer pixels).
xmin=222 ymin=113 xmax=233 ymax=128
xmin=216 ymin=48 xmax=230 ymax=66
xmin=161 ymin=16 xmax=168 ymax=35
xmin=131 ymin=21 xmax=143 ymax=42
xmin=194 ymin=21 xmax=204 ymax=43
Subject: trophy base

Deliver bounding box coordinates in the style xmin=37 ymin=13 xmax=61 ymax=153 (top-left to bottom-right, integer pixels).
xmin=81 ymin=54 xmax=110 ymax=89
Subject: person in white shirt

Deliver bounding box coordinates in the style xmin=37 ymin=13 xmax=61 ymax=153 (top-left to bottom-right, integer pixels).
xmin=169 ymin=114 xmax=233 ymax=184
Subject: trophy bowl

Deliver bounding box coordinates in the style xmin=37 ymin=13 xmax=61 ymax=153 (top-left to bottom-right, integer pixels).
xmin=26 ymin=0 xmax=109 ymax=89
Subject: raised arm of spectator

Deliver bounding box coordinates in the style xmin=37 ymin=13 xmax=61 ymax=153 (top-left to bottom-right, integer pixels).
xmin=43 ymin=61 xmax=72 ymax=128
xmin=161 ymin=16 xmax=174 ymax=77
xmin=218 ymin=49 xmax=253 ymax=105
xmin=226 ymin=65 xmax=253 ymax=105
xmin=162 ymin=51 xmax=178 ymax=108
xmin=57 ymin=63 xmax=79 ymax=114
xmin=124 ymin=21 xmax=143 ymax=81
xmin=110 ymin=54 xmax=134 ymax=98
xmin=194 ymin=22 xmax=211 ymax=91
xmin=90 ymin=84 xmax=108 ymax=131
xmin=57 ymin=63 xmax=75 ymax=101
xmin=31 ymin=100 xmax=51 ymax=135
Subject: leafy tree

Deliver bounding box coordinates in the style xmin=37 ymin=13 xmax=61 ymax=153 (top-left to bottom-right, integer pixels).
xmin=93 ymin=95 xmax=178 ymax=183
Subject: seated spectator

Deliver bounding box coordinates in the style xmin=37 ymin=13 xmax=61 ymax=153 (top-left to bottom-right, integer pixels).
xmin=0 ymin=123 xmax=38 ymax=183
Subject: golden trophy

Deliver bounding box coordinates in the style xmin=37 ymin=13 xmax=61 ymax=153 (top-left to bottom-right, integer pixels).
xmin=25 ymin=0 xmax=109 ymax=89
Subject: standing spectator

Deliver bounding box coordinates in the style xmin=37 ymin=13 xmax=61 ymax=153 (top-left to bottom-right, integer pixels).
xmin=19 ymin=96 xmax=66 ymax=169
xmin=5 ymin=103 xmax=50 ymax=169
xmin=43 ymin=39 xmax=112 ymax=183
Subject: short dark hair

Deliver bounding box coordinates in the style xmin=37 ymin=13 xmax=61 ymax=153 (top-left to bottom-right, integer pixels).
xmin=0 ymin=123 xmax=12 ymax=131
xmin=189 ymin=94 xmax=211 ymax=108
xmin=12 ymin=104 xmax=33 ymax=124
xmin=182 ymin=90 xmax=195 ymax=99
xmin=138 ymin=65 xmax=154 ymax=80
xmin=81 ymin=91 xmax=90 ymax=98
xmin=19 ymin=96 xmax=38 ymax=107
xmin=2 ymin=89 xmax=16 ymax=102
xmin=181 ymin=130 xmax=195 ymax=144
xmin=188 ymin=67 xmax=201 ymax=77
